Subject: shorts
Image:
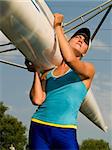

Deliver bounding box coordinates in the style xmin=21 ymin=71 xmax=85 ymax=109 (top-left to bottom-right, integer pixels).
xmin=29 ymin=121 xmax=79 ymax=150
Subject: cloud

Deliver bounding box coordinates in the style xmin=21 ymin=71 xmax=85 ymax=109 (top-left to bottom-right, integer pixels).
xmin=94 ymin=72 xmax=112 ymax=88
xmin=91 ymin=38 xmax=110 ymax=51
xmin=93 ymin=72 xmax=111 ymax=101
xmin=94 ymin=72 xmax=112 ymax=89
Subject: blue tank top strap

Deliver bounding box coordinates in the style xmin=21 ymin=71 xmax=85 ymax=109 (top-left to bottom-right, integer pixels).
xmin=46 ymin=67 xmax=72 ymax=80
xmin=46 ymin=68 xmax=54 ymax=80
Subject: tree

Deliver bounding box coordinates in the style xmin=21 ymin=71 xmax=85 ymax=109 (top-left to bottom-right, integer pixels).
xmin=80 ymin=138 xmax=110 ymax=150
xmin=0 ymin=102 xmax=27 ymax=150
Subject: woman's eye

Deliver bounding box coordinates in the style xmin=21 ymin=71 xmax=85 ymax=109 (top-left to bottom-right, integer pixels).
xmin=84 ymin=39 xmax=88 ymax=45
xmin=75 ymin=35 xmax=80 ymax=38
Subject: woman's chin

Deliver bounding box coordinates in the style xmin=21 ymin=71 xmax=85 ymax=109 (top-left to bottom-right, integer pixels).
xmin=73 ymin=49 xmax=82 ymax=57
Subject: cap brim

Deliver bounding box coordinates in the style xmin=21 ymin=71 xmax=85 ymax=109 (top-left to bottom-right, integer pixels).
xmin=71 ymin=28 xmax=91 ymax=45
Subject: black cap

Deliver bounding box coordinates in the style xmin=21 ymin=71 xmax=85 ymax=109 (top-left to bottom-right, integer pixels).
xmin=71 ymin=28 xmax=91 ymax=45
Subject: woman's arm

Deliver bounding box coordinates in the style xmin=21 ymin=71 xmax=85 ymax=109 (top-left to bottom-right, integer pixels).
xmin=54 ymin=13 xmax=95 ymax=80
xmin=30 ymin=72 xmax=46 ymax=106
xmin=25 ymin=59 xmax=46 ymax=105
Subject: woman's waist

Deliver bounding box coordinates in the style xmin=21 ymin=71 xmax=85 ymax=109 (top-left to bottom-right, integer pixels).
xmin=31 ymin=118 xmax=77 ymax=129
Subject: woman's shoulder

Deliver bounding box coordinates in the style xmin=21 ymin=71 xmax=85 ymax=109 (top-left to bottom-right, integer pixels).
xmin=83 ymin=61 xmax=95 ymax=78
xmin=85 ymin=62 xmax=95 ymax=73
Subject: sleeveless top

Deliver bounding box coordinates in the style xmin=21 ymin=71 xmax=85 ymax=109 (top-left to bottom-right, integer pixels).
xmin=32 ymin=68 xmax=87 ymax=129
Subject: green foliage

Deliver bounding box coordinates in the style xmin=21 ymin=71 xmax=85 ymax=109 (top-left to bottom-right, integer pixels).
xmin=80 ymin=138 xmax=110 ymax=150
xmin=0 ymin=102 xmax=8 ymax=118
xmin=0 ymin=102 xmax=27 ymax=150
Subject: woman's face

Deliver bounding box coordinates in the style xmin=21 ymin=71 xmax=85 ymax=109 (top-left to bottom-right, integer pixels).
xmin=69 ymin=35 xmax=89 ymax=56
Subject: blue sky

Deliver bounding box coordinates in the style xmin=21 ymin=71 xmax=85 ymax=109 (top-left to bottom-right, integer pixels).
xmin=0 ymin=0 xmax=112 ymax=147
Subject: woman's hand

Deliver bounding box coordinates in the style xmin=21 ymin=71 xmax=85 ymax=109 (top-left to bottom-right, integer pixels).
xmin=54 ymin=13 xmax=64 ymax=28
xmin=25 ymin=59 xmax=40 ymax=72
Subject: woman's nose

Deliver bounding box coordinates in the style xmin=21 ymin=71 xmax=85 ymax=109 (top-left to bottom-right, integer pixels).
xmin=79 ymin=36 xmax=85 ymax=43
xmin=78 ymin=37 xmax=83 ymax=43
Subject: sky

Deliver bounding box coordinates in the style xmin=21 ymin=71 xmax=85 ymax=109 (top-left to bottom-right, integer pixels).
xmin=0 ymin=0 xmax=112 ymax=147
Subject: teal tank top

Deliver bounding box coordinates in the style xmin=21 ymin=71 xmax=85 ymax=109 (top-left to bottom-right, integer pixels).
xmin=32 ymin=68 xmax=87 ymax=129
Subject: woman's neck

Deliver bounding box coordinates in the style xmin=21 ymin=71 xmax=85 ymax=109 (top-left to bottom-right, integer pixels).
xmin=53 ymin=61 xmax=70 ymax=76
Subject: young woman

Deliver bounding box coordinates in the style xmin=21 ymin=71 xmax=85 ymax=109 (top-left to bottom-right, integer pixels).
xmin=26 ymin=13 xmax=95 ymax=150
